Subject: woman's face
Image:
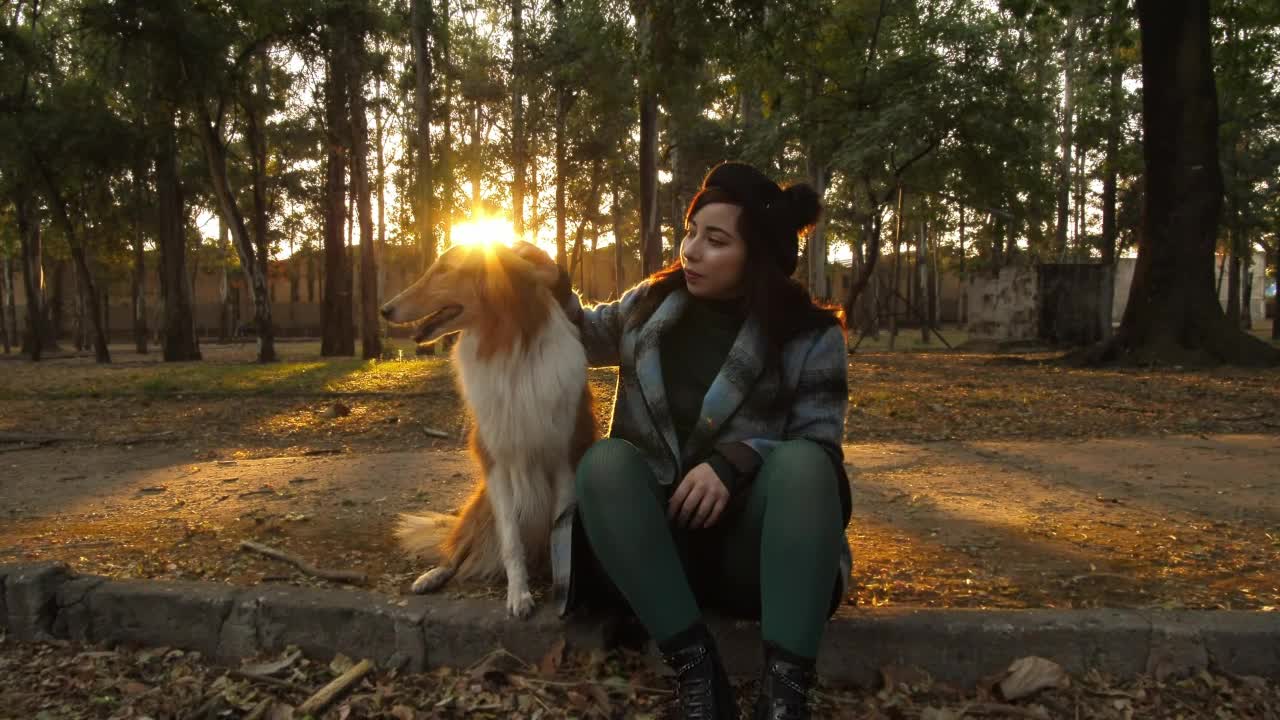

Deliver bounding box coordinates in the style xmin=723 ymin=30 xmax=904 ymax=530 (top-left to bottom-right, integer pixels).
xmin=681 ymin=202 xmax=747 ymax=300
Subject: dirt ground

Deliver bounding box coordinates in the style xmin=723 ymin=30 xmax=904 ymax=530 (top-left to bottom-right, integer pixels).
xmin=1 ymin=343 xmax=1278 ymax=612
xmin=1 ymin=433 xmax=1276 ymax=612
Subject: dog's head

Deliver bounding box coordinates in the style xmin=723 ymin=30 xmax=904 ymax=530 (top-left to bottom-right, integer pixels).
xmin=380 ymin=243 xmax=562 ymax=349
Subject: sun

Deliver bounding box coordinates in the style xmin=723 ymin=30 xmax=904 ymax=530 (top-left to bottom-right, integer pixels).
xmin=450 ymin=215 xmax=516 ymax=248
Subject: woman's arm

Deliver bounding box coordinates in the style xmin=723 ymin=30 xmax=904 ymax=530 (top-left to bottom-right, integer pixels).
xmin=728 ymin=324 xmax=850 ymax=479
xmin=552 ymin=265 xmax=647 ymax=369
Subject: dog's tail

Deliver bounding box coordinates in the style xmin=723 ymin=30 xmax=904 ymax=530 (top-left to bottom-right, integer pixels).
xmin=397 ymin=484 xmax=504 ymax=584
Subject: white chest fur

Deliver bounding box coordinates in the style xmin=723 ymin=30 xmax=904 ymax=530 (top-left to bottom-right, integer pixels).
xmin=452 ymin=306 xmax=587 ymax=466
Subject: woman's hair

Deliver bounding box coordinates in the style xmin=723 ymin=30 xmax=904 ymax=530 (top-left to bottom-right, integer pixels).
xmin=628 ymin=162 xmax=845 ymax=361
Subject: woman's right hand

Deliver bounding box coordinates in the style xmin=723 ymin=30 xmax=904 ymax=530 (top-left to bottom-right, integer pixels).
xmin=512 ymin=241 xmax=556 ymax=267
xmin=513 ymin=241 xmax=575 ymax=308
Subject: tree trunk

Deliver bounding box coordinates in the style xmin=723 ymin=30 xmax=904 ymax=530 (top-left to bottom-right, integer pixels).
xmin=1 ymin=253 xmax=14 ymax=354
xmin=922 ymin=220 xmax=933 ymax=344
xmin=15 ymin=190 xmax=43 ymax=360
xmin=612 ymin=191 xmax=624 ymax=299
xmin=375 ymin=41 xmax=388 ymax=300
xmin=244 ymin=62 xmax=278 ymax=363
xmin=638 ymin=90 xmax=660 ymax=275
xmin=636 ymin=1 xmax=661 ymax=276
xmin=45 ymin=258 xmax=65 ymax=348
xmin=197 ymin=91 xmax=274 ymax=361
xmin=889 ymin=186 xmax=904 ymax=349
xmin=39 ymin=191 xmax=110 ymax=363
xmin=155 ymin=118 xmax=200 ymax=361
xmin=217 ymin=220 xmax=233 ymax=342
xmin=1226 ymin=229 xmax=1241 ymax=327
xmin=569 ymin=157 xmax=603 ymax=282
xmin=510 ymin=0 xmax=526 ymax=240
xmin=1101 ymin=63 xmax=1121 ymax=266
xmin=1272 ymin=242 xmax=1279 ymax=340
xmin=411 ymin=0 xmax=436 ymax=270
xmin=323 ymin=26 xmax=356 ymax=357
xmin=1105 ymin=0 xmax=1277 ymax=365
xmin=554 ymin=107 xmax=568 ymax=268
xmin=1055 ymin=13 xmax=1076 ymax=258
xmin=351 ymin=28 xmax=382 ymax=360
xmin=806 ymin=156 xmax=829 ymax=298
xmin=440 ymin=0 xmax=452 ymax=249
xmin=130 ymin=163 xmax=149 ymax=354
xmin=1241 ymin=246 xmax=1253 ymax=329
xmin=470 ymin=100 xmax=482 ymax=208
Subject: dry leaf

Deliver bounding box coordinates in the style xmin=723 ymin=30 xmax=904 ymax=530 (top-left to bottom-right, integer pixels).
xmin=329 ymin=653 xmax=355 ymax=675
xmin=241 ymin=648 xmax=302 ymax=677
xmin=879 ymin=663 xmax=932 ymax=692
xmin=389 ymin=705 xmax=417 ymax=720
xmin=539 ymin=637 xmax=567 ymax=677
xmin=998 ymin=656 xmax=1070 ymax=700
xmin=266 ymin=703 xmax=295 ymax=720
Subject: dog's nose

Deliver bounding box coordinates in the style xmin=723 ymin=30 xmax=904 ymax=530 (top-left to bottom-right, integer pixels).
xmin=380 ymin=306 xmax=394 ymax=320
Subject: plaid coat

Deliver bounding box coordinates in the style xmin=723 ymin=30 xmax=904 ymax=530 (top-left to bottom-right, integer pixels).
xmin=551 ymin=281 xmax=852 ymax=616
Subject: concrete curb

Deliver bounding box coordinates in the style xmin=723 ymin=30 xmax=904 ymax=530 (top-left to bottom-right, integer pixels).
xmin=3 ymin=562 xmax=1278 ymax=687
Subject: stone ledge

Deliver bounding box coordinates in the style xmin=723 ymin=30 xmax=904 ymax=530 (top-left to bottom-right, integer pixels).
xmin=2 ymin=563 xmax=1277 ymax=687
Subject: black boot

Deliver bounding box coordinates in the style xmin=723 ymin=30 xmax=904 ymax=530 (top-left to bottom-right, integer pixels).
xmin=753 ymin=644 xmax=816 ymax=720
xmin=659 ymin=623 xmax=737 ymax=720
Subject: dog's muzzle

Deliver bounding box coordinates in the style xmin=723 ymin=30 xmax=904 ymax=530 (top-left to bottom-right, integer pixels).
xmin=414 ymin=305 xmax=463 ymax=342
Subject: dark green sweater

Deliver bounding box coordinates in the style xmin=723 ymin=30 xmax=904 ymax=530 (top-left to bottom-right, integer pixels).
xmin=659 ymin=295 xmax=760 ymax=493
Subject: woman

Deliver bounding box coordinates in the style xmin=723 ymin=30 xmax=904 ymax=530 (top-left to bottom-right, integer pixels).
xmin=525 ymin=161 xmax=851 ymax=720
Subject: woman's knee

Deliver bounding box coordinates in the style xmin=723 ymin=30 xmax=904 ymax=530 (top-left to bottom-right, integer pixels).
xmin=575 ymin=438 xmax=654 ymax=508
xmin=758 ymin=439 xmax=839 ymax=499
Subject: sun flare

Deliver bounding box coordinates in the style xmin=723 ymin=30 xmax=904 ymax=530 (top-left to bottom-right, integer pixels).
xmin=450 ymin=216 xmax=516 ymax=249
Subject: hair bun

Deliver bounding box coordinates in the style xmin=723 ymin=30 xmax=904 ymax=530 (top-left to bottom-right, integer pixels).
xmin=781 ymin=183 xmax=821 ymax=233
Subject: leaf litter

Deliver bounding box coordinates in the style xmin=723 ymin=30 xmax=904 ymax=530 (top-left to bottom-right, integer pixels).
xmin=1 ymin=635 xmax=1276 ymax=719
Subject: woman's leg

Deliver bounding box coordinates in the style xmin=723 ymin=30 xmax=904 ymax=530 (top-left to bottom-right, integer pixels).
xmin=712 ymin=439 xmax=845 ymax=660
xmin=574 ymin=438 xmax=701 ymax=645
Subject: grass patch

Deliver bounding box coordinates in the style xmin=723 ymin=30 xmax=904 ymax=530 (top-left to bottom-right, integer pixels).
xmin=0 ymin=354 xmax=454 ymax=398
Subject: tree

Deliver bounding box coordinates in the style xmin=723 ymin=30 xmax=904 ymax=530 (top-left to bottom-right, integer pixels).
xmin=322 ymin=9 xmax=355 ymax=357
xmin=1100 ymin=0 xmax=1278 ymax=365
xmin=351 ymin=7 xmax=381 ymax=360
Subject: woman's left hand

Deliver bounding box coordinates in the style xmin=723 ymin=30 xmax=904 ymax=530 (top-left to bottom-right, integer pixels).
xmin=668 ymin=463 xmax=729 ymax=529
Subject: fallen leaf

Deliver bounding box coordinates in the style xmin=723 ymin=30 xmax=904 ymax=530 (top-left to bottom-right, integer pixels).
xmin=879 ymin=663 xmax=932 ymax=692
xmin=539 ymin=637 xmax=566 ymax=677
xmin=998 ymin=656 xmax=1070 ymax=700
xmin=241 ymin=648 xmax=302 ymax=677
xmin=389 ymin=705 xmax=417 ymax=720
xmin=329 ymin=653 xmax=355 ymax=675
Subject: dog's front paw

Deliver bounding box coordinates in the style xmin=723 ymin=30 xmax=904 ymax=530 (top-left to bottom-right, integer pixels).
xmin=410 ymin=566 xmax=455 ymax=594
xmin=507 ymin=587 xmax=536 ymax=619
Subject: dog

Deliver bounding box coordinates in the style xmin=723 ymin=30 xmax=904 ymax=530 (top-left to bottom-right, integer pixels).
xmin=380 ymin=242 xmax=596 ymax=618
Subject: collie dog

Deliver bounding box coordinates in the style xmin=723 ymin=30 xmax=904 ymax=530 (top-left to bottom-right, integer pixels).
xmin=380 ymin=243 xmax=595 ymax=618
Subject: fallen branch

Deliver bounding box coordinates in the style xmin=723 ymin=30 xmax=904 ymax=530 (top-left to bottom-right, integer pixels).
xmin=1066 ymin=572 xmax=1137 ymax=585
xmin=296 ymin=658 xmax=374 ymax=716
xmin=421 ymin=426 xmax=451 ymax=439
xmin=238 ymin=540 xmax=367 ymax=585
xmin=243 ymin=698 xmax=272 ymax=720
xmin=0 ymin=443 xmax=50 ymax=454
xmin=957 ymin=702 xmax=1051 ymax=719
xmin=513 ymin=675 xmax=672 ymax=696
xmin=0 ymin=431 xmax=84 ymax=444
xmin=227 ymin=669 xmax=311 ymax=694
xmin=111 ymin=430 xmax=179 ymax=445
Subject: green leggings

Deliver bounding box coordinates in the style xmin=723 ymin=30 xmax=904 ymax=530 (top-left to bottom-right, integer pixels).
xmin=574 ymin=437 xmax=844 ymax=659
